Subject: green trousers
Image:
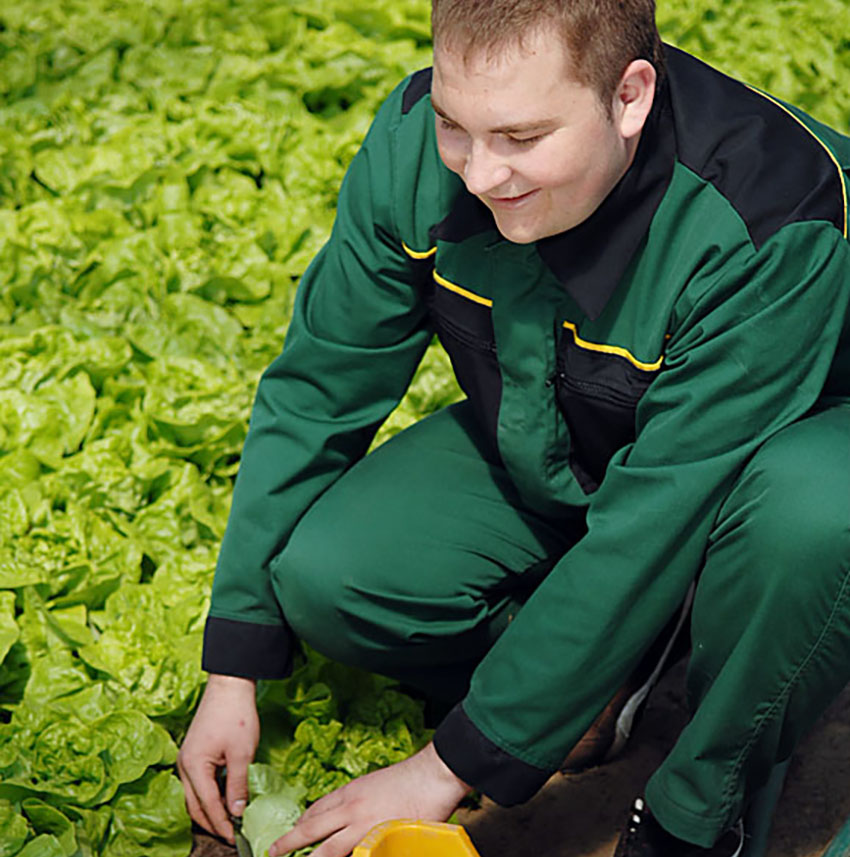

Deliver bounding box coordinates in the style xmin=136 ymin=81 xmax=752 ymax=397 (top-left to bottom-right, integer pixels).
xmin=273 ymin=400 xmax=850 ymax=845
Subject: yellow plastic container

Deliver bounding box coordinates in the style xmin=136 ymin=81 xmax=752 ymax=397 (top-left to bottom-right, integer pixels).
xmin=352 ymin=820 xmax=481 ymax=857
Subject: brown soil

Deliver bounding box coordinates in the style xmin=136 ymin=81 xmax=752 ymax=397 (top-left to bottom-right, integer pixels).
xmin=191 ymin=666 xmax=850 ymax=857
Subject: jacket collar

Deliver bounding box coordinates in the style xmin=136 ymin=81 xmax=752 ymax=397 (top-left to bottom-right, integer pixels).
xmin=430 ymin=71 xmax=676 ymax=320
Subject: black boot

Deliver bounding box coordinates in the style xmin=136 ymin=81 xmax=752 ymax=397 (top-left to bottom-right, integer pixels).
xmin=613 ymin=797 xmax=744 ymax=857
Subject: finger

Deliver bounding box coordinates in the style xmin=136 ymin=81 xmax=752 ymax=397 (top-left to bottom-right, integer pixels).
xmin=268 ymin=807 xmax=345 ymax=857
xmin=185 ymin=792 xmax=216 ymax=838
xmin=177 ymin=766 xmax=217 ymax=835
xmin=224 ymin=751 xmax=252 ymax=818
xmin=298 ymin=788 xmax=345 ymax=822
xmin=191 ymin=760 xmax=234 ymax=842
xmin=308 ymin=825 xmax=370 ymax=857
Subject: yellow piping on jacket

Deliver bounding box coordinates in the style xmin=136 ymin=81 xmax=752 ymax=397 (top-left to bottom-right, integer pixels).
xmin=401 ymin=242 xmax=493 ymax=307
xmin=562 ymin=320 xmax=663 ymax=372
xmin=401 ymin=242 xmax=437 ymax=260
xmin=433 ymin=271 xmax=494 ymax=307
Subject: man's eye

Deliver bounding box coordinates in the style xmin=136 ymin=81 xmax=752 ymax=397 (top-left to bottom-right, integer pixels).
xmin=439 ymin=118 xmax=461 ymax=133
xmin=507 ymin=133 xmax=545 ymax=146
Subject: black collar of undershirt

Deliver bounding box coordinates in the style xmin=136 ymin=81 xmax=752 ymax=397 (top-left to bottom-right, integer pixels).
xmin=429 ymin=72 xmax=676 ymax=321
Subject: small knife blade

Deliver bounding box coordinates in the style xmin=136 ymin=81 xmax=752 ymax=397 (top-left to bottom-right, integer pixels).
xmin=231 ymin=813 xmax=253 ymax=857
xmin=216 ymin=767 xmax=253 ymax=857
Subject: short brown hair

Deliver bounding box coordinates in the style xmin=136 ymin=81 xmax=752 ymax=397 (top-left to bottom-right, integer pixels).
xmin=431 ymin=0 xmax=664 ymax=107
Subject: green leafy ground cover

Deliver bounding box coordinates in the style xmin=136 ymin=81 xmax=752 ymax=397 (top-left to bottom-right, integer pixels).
xmin=0 ymin=1 xmax=848 ymax=854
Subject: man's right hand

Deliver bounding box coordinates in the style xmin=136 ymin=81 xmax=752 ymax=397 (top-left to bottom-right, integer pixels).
xmin=177 ymin=673 xmax=260 ymax=843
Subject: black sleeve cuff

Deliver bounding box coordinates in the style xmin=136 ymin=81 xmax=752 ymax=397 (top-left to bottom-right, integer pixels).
xmin=433 ymin=703 xmax=552 ymax=807
xmin=202 ymin=616 xmax=294 ymax=680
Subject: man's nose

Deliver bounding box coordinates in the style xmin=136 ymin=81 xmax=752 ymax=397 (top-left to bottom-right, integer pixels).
xmin=463 ymin=141 xmax=512 ymax=196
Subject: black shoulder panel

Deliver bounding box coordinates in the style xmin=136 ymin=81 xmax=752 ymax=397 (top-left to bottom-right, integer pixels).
xmin=402 ymin=67 xmax=433 ymax=114
xmin=666 ymin=46 xmax=846 ymax=247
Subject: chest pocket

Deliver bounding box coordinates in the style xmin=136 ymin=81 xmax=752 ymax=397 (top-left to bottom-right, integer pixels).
xmin=555 ymin=321 xmax=662 ymax=494
xmin=428 ymin=273 xmax=502 ymax=444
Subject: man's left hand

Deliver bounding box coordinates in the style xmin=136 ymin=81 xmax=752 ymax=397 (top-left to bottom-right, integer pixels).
xmin=268 ymin=741 xmax=471 ymax=857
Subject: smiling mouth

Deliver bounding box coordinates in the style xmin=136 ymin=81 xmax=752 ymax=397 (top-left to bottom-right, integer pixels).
xmin=487 ymin=189 xmax=539 ymax=208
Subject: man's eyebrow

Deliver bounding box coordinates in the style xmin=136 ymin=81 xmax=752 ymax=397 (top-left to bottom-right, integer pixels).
xmin=430 ymin=98 xmax=556 ymax=135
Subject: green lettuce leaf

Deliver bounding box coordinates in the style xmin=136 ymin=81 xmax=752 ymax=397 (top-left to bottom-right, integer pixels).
xmin=0 ymin=674 xmax=176 ymax=807
xmin=242 ymin=764 xmax=308 ymax=857
xmin=16 ymin=835 xmax=66 ymax=857
xmin=256 ymin=649 xmax=430 ymax=801
xmin=21 ymin=798 xmax=77 ymax=856
xmin=0 ymin=592 xmax=20 ymax=666
xmin=0 ymin=800 xmax=29 ymax=857
xmin=79 ymin=582 xmax=204 ymax=719
xmin=99 ymin=770 xmax=192 ymax=857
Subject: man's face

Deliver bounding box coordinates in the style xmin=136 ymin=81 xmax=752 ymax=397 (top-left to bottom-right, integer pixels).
xmin=431 ymin=29 xmax=635 ymax=244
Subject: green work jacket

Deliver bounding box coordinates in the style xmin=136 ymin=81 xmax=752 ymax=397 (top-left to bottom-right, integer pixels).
xmin=203 ymin=46 xmax=850 ymax=804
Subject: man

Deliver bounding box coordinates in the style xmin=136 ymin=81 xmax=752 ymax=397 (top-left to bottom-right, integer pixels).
xmin=177 ymin=1 xmax=850 ymax=855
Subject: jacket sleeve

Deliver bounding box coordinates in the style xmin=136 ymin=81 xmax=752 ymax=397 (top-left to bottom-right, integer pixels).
xmin=433 ymin=219 xmax=850 ymax=803
xmin=202 ymin=85 xmax=434 ymax=679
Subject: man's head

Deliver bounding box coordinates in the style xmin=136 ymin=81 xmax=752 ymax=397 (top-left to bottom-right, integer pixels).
xmin=431 ymin=0 xmax=663 ymax=110
xmin=430 ymin=0 xmax=661 ymax=243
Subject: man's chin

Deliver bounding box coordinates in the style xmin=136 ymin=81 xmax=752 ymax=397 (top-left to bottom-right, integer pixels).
xmin=493 ymin=218 xmax=548 ymax=245
xmin=492 ymin=208 xmax=590 ymax=244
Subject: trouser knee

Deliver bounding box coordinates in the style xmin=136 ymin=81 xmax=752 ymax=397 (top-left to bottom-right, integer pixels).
xmin=271 ymin=522 xmax=364 ymax=667
xmin=691 ymin=408 xmax=850 ymax=696
xmin=272 ymin=496 xmax=480 ymax=680
xmin=709 ymin=417 xmax=850 ymax=604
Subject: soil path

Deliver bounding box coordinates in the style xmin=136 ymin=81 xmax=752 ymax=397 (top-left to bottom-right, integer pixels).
xmin=192 ymin=666 xmax=850 ymax=857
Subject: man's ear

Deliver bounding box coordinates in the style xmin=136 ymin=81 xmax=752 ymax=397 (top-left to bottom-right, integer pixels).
xmin=613 ymin=59 xmax=657 ymax=139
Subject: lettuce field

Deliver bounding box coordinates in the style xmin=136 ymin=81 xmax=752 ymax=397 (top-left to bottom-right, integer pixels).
xmin=0 ymin=1 xmax=848 ymax=855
